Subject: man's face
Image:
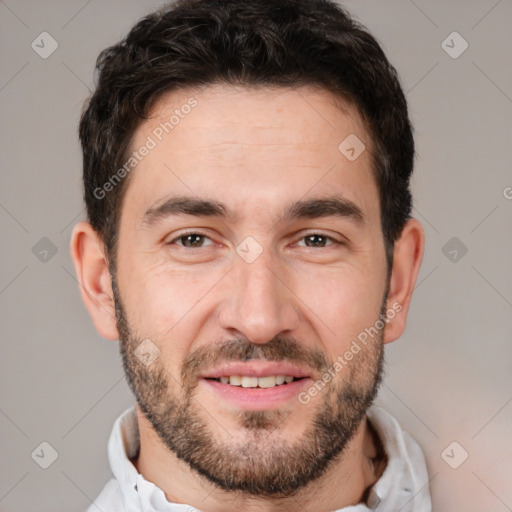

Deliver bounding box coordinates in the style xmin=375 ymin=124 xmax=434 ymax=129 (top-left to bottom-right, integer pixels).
xmin=113 ymin=85 xmax=390 ymax=495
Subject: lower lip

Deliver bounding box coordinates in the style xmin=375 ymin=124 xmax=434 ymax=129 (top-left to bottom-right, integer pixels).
xmin=200 ymin=378 xmax=311 ymax=410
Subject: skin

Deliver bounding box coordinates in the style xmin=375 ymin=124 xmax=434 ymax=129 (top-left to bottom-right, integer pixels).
xmin=71 ymin=84 xmax=424 ymax=511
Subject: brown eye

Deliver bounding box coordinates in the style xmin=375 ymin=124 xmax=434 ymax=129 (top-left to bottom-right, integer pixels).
xmin=170 ymin=233 xmax=214 ymax=248
xmin=299 ymin=234 xmax=336 ymax=248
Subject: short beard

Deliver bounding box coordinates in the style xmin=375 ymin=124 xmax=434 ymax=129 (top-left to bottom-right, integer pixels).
xmin=112 ymin=274 xmax=385 ymax=498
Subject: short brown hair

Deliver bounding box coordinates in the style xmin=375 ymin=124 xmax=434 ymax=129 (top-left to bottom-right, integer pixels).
xmin=79 ymin=0 xmax=414 ymax=271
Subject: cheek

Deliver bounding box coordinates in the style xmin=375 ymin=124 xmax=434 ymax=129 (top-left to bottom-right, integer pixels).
xmin=292 ymin=265 xmax=384 ymax=345
xmin=120 ymin=262 xmax=216 ymax=341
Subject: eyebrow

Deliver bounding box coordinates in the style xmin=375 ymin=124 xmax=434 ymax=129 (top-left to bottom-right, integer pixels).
xmin=142 ymin=194 xmax=364 ymax=228
xmin=142 ymin=197 xmax=229 ymax=227
xmin=282 ymin=195 xmax=364 ymax=223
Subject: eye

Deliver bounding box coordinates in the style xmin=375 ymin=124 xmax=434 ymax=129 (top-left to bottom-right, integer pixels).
xmin=296 ymin=233 xmax=338 ymax=248
xmin=168 ymin=232 xmax=215 ymax=248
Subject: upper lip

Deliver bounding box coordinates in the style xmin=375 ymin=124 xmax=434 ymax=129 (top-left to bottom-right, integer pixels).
xmin=199 ymin=361 xmax=314 ymax=379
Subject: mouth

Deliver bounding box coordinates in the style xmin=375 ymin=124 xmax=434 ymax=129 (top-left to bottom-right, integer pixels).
xmin=198 ymin=361 xmax=313 ymax=409
xmin=204 ymin=375 xmax=305 ymax=388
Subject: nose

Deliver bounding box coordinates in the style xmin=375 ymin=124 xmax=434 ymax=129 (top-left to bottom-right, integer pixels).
xmin=217 ymin=249 xmax=300 ymax=344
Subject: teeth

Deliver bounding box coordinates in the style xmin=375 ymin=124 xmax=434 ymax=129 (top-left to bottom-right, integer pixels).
xmin=229 ymin=375 xmax=242 ymax=386
xmin=217 ymin=375 xmax=297 ymax=388
xmin=258 ymin=376 xmax=277 ymax=388
xmin=241 ymin=376 xmax=258 ymax=388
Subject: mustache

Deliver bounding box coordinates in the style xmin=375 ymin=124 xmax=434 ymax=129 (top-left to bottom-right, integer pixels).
xmin=181 ymin=336 xmax=330 ymax=386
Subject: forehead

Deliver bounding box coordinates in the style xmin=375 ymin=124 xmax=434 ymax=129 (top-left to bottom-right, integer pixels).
xmin=123 ymin=84 xmax=379 ymax=226
xmin=144 ymin=84 xmax=368 ymax=153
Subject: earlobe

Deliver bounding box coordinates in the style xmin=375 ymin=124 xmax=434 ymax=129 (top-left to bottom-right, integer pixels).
xmin=383 ymin=218 xmax=425 ymax=344
xmin=70 ymin=221 xmax=119 ymax=341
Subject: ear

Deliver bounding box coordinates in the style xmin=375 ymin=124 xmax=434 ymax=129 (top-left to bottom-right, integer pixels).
xmin=383 ymin=218 xmax=425 ymax=344
xmin=70 ymin=221 xmax=119 ymax=340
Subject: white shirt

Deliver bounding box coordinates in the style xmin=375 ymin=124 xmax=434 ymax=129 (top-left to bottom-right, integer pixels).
xmin=86 ymin=405 xmax=432 ymax=512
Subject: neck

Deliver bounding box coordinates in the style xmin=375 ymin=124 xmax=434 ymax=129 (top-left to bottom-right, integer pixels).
xmin=132 ymin=409 xmax=385 ymax=512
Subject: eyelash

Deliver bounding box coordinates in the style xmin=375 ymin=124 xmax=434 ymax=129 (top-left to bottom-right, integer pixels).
xmin=167 ymin=231 xmax=342 ymax=249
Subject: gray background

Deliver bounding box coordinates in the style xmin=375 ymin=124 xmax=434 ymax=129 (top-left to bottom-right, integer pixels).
xmin=1 ymin=0 xmax=511 ymax=510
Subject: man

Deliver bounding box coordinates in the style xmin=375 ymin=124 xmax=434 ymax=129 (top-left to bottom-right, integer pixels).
xmin=71 ymin=0 xmax=430 ymax=510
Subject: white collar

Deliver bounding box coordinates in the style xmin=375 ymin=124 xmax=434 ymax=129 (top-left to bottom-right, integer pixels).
xmin=106 ymin=405 xmax=431 ymax=511
xmin=107 ymin=407 xmax=192 ymax=511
